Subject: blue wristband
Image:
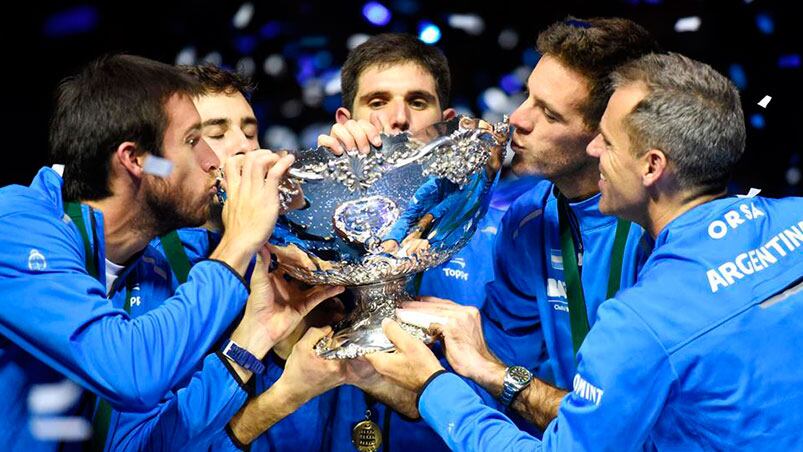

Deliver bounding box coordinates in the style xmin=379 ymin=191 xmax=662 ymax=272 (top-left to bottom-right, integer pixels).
xmin=221 ymin=339 xmax=265 ymax=375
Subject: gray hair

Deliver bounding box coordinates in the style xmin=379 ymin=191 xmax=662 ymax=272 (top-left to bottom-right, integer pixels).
xmin=611 ymin=52 xmax=745 ymax=194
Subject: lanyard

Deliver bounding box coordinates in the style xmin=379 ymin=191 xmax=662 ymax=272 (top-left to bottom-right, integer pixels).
xmin=158 ymin=230 xmax=192 ymax=284
xmin=64 ymin=202 xmax=110 ymax=451
xmin=121 ymin=229 xmax=192 ymax=310
xmin=557 ymin=194 xmax=631 ymax=358
xmin=65 ymin=202 xmax=99 ymax=279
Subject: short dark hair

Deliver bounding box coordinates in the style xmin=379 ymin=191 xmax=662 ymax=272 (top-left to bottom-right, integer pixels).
xmin=612 ymin=52 xmax=746 ymax=194
xmin=537 ymin=17 xmax=660 ymax=130
xmin=341 ymin=33 xmax=451 ymax=111
xmin=50 ymin=54 xmax=202 ymax=201
xmin=178 ymin=63 xmax=256 ymax=99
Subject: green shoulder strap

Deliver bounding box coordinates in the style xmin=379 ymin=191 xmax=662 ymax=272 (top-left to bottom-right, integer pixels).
xmin=159 ymin=230 xmax=192 ymax=284
xmin=557 ymin=195 xmax=630 ymax=358
xmin=65 ymin=202 xmax=98 ymax=278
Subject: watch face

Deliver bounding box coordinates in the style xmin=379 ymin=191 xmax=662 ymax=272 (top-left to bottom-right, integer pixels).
xmin=508 ymin=366 xmax=532 ymax=384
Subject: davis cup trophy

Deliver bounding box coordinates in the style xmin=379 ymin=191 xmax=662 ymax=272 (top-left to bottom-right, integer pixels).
xmin=220 ymin=116 xmax=510 ymax=359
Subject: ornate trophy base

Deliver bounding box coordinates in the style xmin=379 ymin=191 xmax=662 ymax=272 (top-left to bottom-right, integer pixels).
xmin=315 ymin=278 xmax=432 ymax=359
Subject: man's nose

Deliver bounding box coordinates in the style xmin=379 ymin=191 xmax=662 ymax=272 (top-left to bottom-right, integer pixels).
xmin=196 ymin=139 xmax=220 ymax=172
xmin=387 ymin=100 xmax=410 ymax=132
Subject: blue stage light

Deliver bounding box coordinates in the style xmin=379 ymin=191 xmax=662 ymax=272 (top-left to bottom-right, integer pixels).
xmin=522 ymin=48 xmax=540 ymax=67
xmin=42 ymin=5 xmax=98 ymax=38
xmin=259 ymin=21 xmax=281 ymax=39
xmin=778 ymin=54 xmax=801 ymax=69
xmin=755 ymin=13 xmax=774 ymax=34
xmin=728 ymin=64 xmax=748 ymax=90
xmin=500 ymin=74 xmax=523 ymax=95
xmin=235 ymin=36 xmax=257 ymax=55
xmin=750 ymin=113 xmax=765 ymax=129
xmin=314 ymin=51 xmax=333 ymax=69
xmin=296 ymin=56 xmax=316 ymax=84
xmin=324 ymin=95 xmax=341 ymax=113
xmin=418 ymin=22 xmax=441 ymax=44
xmin=363 ymin=2 xmax=391 ymax=26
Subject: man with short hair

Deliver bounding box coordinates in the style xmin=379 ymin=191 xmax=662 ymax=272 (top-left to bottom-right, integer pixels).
xmin=319 ymin=32 xmax=455 ymax=154
xmin=377 ymin=17 xmax=659 ymax=433
xmin=94 ymin=63 xmax=343 ymax=450
xmin=0 ymin=55 xmax=296 ymax=449
xmin=221 ymin=33 xmax=478 ymax=452
xmin=367 ymin=51 xmax=803 ymax=450
xmin=183 ymin=64 xmax=261 ymax=230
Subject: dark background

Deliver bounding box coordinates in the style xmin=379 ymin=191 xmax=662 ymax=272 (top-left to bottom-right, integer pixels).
xmin=5 ymin=0 xmax=801 ymax=196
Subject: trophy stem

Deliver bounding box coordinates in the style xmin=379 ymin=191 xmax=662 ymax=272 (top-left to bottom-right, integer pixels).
xmin=315 ymin=277 xmax=431 ymax=359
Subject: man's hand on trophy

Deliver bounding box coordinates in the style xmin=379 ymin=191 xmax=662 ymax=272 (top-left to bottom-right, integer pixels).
xmin=269 ymin=243 xmax=334 ymax=272
xmin=273 ymin=296 xmax=346 ymax=360
xmin=380 ymin=240 xmax=400 ymax=254
xmin=270 ymin=149 xmax=306 ymax=213
xmin=343 ymin=356 xmax=383 ymax=389
xmin=317 ymin=115 xmax=383 ymax=155
xmin=275 ymin=326 xmax=348 ymax=404
xmin=400 ymin=235 xmax=430 ymax=254
xmin=345 ymin=357 xmax=422 ymax=419
xmin=363 ymin=319 xmax=445 ymax=393
xmin=260 ymin=253 xmax=345 ymax=347
xmin=214 ymin=150 xmax=295 ymax=270
xmin=399 ymin=297 xmax=506 ymax=392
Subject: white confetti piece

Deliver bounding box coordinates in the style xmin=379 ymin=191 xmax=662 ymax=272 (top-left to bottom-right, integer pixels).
xmin=675 ymin=16 xmax=701 ymax=32
xmin=28 ymin=380 xmax=82 ymax=415
xmin=232 ymin=2 xmax=254 ymax=29
xmin=737 ymin=187 xmax=762 ymax=198
xmin=143 ymin=155 xmax=173 ymax=178
xmin=30 ymin=417 xmax=92 ymax=441
xmin=758 ymin=95 xmax=772 ymax=108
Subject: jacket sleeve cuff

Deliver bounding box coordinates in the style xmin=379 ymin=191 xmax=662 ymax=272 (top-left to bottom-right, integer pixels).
xmin=416 ymin=369 xmax=449 ymax=409
xmin=224 ymin=422 xmax=250 ymax=451
xmin=206 ymin=258 xmax=250 ymax=294
xmin=215 ymin=350 xmax=248 ymax=392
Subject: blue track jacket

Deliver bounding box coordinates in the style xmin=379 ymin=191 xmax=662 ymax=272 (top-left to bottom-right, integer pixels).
xmin=417 ymin=175 xmax=539 ymax=308
xmin=482 ymin=181 xmax=652 ymax=389
xmin=419 ymin=195 xmax=803 ymax=450
xmin=104 ymin=229 xmax=250 ymax=450
xmin=0 ymin=168 xmax=249 ymax=450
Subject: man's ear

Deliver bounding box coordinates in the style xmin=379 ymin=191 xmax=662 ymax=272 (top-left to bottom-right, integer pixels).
xmin=642 ymin=148 xmax=668 ymax=188
xmin=442 ymin=108 xmax=457 ymax=121
xmin=114 ymin=142 xmax=146 ymax=179
xmin=335 ymin=107 xmax=352 ymax=125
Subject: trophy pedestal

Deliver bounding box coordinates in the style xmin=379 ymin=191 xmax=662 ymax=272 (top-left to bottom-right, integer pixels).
xmin=315 ymin=278 xmax=431 ymax=359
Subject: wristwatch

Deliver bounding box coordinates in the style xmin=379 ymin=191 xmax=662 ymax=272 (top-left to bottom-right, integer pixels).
xmin=221 ymin=339 xmax=265 ymax=375
xmin=499 ymin=365 xmax=533 ymax=406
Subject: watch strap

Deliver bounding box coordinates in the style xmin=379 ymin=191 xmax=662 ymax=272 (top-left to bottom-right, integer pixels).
xmin=221 ymin=339 xmax=265 ymax=375
xmin=499 ymin=366 xmax=532 ymax=407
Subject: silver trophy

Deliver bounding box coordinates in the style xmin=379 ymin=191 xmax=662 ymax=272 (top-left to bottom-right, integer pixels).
xmin=221 ymin=116 xmax=510 ymax=359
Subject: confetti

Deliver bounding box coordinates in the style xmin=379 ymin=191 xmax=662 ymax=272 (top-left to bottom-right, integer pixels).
xmin=737 ymin=187 xmax=762 ymax=198
xmin=143 ymin=155 xmax=173 ymax=178
xmin=758 ymin=95 xmax=772 ymax=108
xmin=675 ymin=16 xmax=701 ymax=32
xmin=28 ymin=380 xmax=82 ymax=415
xmin=30 ymin=417 xmax=92 ymax=441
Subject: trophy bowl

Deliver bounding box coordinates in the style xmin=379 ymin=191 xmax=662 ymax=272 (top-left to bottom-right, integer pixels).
xmin=269 ymin=116 xmax=509 ymax=359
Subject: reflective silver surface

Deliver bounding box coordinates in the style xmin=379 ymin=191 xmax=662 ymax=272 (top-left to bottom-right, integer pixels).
xmin=269 ymin=116 xmax=509 ymax=359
